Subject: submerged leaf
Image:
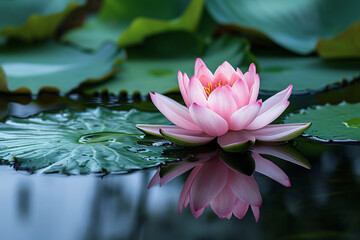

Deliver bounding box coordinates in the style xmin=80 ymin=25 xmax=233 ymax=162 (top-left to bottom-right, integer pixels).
xmin=0 ymin=42 xmax=120 ymax=94
xmin=0 ymin=0 xmax=85 ymax=41
xmin=284 ymin=102 xmax=360 ymax=142
xmin=0 ymin=107 xmax=181 ymax=174
xmin=206 ymin=0 xmax=360 ymax=54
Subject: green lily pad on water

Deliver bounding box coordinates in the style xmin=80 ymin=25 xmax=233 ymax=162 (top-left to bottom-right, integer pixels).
xmin=284 ymin=102 xmax=360 ymax=142
xmin=258 ymin=55 xmax=360 ymax=93
xmin=62 ymin=0 xmax=203 ymax=50
xmin=0 ymin=42 xmax=121 ymax=94
xmin=0 ymin=0 xmax=85 ymax=41
xmin=206 ymin=0 xmax=360 ymax=54
xmin=82 ymin=36 xmax=255 ymax=95
xmin=0 ymin=107 xmax=181 ymax=174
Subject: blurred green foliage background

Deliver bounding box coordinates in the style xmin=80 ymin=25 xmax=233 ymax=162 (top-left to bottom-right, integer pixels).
xmin=0 ymin=0 xmax=359 ymax=96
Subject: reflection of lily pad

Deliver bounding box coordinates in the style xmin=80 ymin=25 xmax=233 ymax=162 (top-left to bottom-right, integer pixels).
xmin=62 ymin=0 xmax=203 ymax=50
xmin=82 ymin=36 xmax=254 ymax=94
xmin=284 ymin=102 xmax=360 ymax=142
xmin=206 ymin=0 xmax=360 ymax=54
xmin=0 ymin=0 xmax=84 ymax=41
xmin=258 ymin=55 xmax=360 ymax=93
xmin=0 ymin=107 xmax=180 ymax=174
xmin=0 ymin=42 xmax=120 ymax=93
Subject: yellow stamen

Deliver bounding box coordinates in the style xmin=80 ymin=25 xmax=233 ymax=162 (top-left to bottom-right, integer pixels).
xmin=203 ymin=79 xmax=236 ymax=97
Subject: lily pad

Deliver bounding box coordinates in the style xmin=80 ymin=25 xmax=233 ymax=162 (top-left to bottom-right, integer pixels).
xmin=62 ymin=0 xmax=203 ymax=50
xmin=0 ymin=0 xmax=84 ymax=41
xmin=284 ymin=102 xmax=360 ymax=142
xmin=258 ymin=55 xmax=360 ymax=93
xmin=206 ymin=0 xmax=360 ymax=54
xmin=0 ymin=107 xmax=181 ymax=174
xmin=81 ymin=35 xmax=254 ymax=94
xmin=317 ymin=21 xmax=360 ymax=59
xmin=0 ymin=42 xmax=121 ymax=94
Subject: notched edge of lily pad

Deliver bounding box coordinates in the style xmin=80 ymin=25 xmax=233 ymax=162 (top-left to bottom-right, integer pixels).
xmin=284 ymin=102 xmax=360 ymax=144
xmin=298 ymin=134 xmax=360 ymax=144
xmin=0 ymin=45 xmax=121 ymax=95
xmin=0 ymin=156 xmax=163 ymax=177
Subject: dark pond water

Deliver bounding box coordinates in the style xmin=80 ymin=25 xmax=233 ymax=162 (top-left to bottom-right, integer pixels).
xmin=0 ymin=84 xmax=360 ymax=240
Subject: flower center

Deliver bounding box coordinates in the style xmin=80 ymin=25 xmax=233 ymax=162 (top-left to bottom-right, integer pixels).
xmin=203 ymin=80 xmax=235 ymax=97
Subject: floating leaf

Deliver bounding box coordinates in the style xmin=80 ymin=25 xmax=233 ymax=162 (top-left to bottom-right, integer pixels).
xmin=61 ymin=17 xmax=125 ymax=51
xmin=0 ymin=107 xmax=182 ymax=174
xmin=0 ymin=42 xmax=120 ymax=94
xmin=317 ymin=21 xmax=360 ymax=59
xmin=62 ymin=0 xmax=203 ymax=50
xmin=81 ymin=35 xmax=254 ymax=94
xmin=284 ymin=102 xmax=360 ymax=142
xmin=0 ymin=0 xmax=85 ymax=41
xmin=206 ymin=0 xmax=360 ymax=54
xmin=258 ymin=55 xmax=360 ymax=93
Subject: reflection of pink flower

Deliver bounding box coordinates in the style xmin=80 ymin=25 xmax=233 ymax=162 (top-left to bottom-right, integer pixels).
xmin=149 ymin=145 xmax=309 ymax=220
xmin=137 ymin=59 xmax=311 ymax=152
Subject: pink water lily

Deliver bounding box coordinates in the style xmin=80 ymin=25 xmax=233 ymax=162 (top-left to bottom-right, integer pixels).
xmin=136 ymin=59 xmax=311 ymax=152
xmin=149 ymin=144 xmax=310 ymax=220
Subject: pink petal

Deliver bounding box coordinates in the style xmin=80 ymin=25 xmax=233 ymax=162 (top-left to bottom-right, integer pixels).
xmin=252 ymin=152 xmax=290 ymax=187
xmin=194 ymin=58 xmax=206 ymax=76
xmin=248 ymin=74 xmax=260 ymax=104
xmin=229 ymin=72 xmax=242 ymax=85
xmin=244 ymin=63 xmax=257 ymax=89
xmin=179 ymin=165 xmax=202 ymax=214
xmin=246 ymin=100 xmax=290 ymax=130
xmin=159 ymin=161 xmax=200 ymax=187
xmin=246 ymin=123 xmax=312 ymax=142
xmin=212 ymin=71 xmax=229 ymax=86
xmin=197 ymin=65 xmax=213 ymax=85
xmin=220 ymin=61 xmax=235 ymax=79
xmin=189 ymin=103 xmax=229 ymax=136
xmin=229 ymin=100 xmax=262 ymax=130
xmin=148 ymin=168 xmax=161 ymax=188
xmin=251 ymin=206 xmax=260 ymax=222
xmin=150 ymin=92 xmax=201 ymax=131
xmin=225 ymin=212 xmax=233 ymax=220
xmin=258 ymin=85 xmax=292 ymax=115
xmin=217 ymin=131 xmax=255 ymax=152
xmin=210 ymin=179 xmax=237 ymax=218
xmin=160 ymin=127 xmax=215 ymax=147
xmin=178 ymin=71 xmax=191 ymax=107
xmin=188 ymin=76 xmax=208 ymax=106
xmin=254 ymin=143 xmax=311 ymax=169
xmin=231 ymin=76 xmax=250 ymax=108
xmin=243 ymin=63 xmax=260 ymax=104
xmin=236 ymin=67 xmax=245 ymax=80
xmin=246 ymin=85 xmax=293 ymax=130
xmin=230 ymin=172 xmax=262 ymax=207
xmin=191 ymin=207 xmax=205 ymax=219
xmin=190 ymin=159 xmax=228 ymax=211
xmin=198 ymin=75 xmax=213 ymax=89
xmin=233 ymin=198 xmax=249 ymax=219
xmin=135 ymin=124 xmax=179 ymax=137
xmin=208 ymin=85 xmax=237 ymax=122
xmin=184 ymin=193 xmax=190 ymax=208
